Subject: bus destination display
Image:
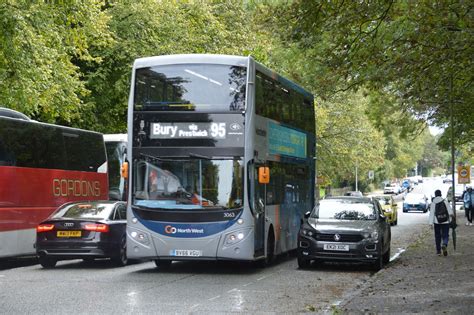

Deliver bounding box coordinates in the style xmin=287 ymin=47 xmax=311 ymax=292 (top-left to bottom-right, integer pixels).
xmin=150 ymin=122 xmax=242 ymax=140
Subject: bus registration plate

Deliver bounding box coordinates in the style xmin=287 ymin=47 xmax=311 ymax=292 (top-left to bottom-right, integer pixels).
xmin=170 ymin=249 xmax=202 ymax=257
xmin=323 ymin=244 xmax=349 ymax=251
xmin=57 ymin=231 xmax=81 ymax=237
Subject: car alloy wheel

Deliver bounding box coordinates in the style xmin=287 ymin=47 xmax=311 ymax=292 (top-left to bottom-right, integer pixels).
xmin=112 ymin=236 xmax=128 ymax=267
xmin=39 ymin=256 xmax=57 ymax=269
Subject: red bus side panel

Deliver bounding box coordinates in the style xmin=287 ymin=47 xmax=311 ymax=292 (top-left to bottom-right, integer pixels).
xmin=0 ymin=166 xmax=108 ymax=232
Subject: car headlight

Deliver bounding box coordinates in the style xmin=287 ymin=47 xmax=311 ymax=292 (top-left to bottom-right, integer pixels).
xmin=302 ymin=228 xmax=315 ymax=237
xmin=363 ymin=231 xmax=379 ymax=240
xmin=384 ymin=209 xmax=392 ymax=213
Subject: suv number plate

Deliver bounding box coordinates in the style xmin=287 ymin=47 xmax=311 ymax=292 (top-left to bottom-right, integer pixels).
xmin=323 ymin=244 xmax=349 ymax=251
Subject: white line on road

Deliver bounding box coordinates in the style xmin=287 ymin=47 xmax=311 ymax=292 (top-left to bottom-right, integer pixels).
xmin=242 ymin=282 xmax=253 ymax=287
xmin=390 ymin=248 xmax=406 ymax=262
xmin=208 ymin=295 xmax=221 ymax=301
xmin=227 ymin=288 xmax=238 ymax=293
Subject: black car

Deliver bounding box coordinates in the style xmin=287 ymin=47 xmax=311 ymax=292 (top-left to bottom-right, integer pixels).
xmin=36 ymin=201 xmax=127 ymax=268
xmin=297 ymin=196 xmax=391 ymax=271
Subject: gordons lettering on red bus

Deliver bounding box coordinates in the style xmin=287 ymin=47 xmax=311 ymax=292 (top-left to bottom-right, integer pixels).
xmin=52 ymin=179 xmax=101 ymax=197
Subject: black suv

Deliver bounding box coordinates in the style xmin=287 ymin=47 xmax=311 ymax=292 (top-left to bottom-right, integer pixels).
xmin=297 ymin=196 xmax=391 ymax=271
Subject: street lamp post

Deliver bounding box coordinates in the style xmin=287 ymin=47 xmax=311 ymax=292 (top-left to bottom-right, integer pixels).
xmin=355 ymin=163 xmax=358 ymax=191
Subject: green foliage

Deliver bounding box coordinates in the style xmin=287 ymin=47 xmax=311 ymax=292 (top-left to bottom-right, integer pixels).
xmin=0 ymin=1 xmax=112 ymax=124
xmin=265 ymin=1 xmax=474 ymax=147
xmin=82 ymin=0 xmax=258 ymax=132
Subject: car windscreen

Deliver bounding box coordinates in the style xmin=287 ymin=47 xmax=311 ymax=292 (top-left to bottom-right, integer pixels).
xmin=374 ymin=196 xmax=391 ymax=205
xmin=313 ymin=200 xmax=377 ymax=220
xmin=52 ymin=203 xmax=115 ymax=220
xmin=405 ymin=194 xmax=426 ymax=203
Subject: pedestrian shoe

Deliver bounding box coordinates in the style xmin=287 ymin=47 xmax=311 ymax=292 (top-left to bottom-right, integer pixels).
xmin=441 ymin=245 xmax=448 ymax=256
xmin=466 ymin=222 xmax=470 ymax=226
xmin=470 ymin=223 xmax=473 ymax=226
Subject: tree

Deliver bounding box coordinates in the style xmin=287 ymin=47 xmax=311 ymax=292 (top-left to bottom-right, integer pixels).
xmin=264 ymin=1 xmax=474 ymax=146
xmin=82 ymin=0 xmax=258 ymax=132
xmin=0 ymin=1 xmax=112 ymax=124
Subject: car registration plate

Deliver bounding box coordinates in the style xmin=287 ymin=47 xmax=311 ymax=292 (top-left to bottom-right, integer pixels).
xmin=57 ymin=231 xmax=81 ymax=237
xmin=323 ymin=244 xmax=349 ymax=251
xmin=170 ymin=249 xmax=202 ymax=257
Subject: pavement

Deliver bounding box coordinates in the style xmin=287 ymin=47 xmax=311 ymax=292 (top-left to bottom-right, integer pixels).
xmin=337 ymin=208 xmax=474 ymax=314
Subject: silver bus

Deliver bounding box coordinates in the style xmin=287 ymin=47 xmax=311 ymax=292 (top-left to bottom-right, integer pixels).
xmin=126 ymin=54 xmax=315 ymax=268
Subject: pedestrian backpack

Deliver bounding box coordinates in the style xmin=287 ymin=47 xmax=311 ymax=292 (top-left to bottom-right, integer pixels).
xmin=435 ymin=200 xmax=449 ymax=223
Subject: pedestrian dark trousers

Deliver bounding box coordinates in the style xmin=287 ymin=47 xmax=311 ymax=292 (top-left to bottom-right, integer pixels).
xmin=465 ymin=207 xmax=473 ymax=223
xmin=434 ymin=223 xmax=450 ymax=253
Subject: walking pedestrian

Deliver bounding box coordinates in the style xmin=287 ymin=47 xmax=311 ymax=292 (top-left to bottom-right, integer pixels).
xmin=463 ymin=186 xmax=474 ymax=226
xmin=429 ymin=189 xmax=454 ymax=256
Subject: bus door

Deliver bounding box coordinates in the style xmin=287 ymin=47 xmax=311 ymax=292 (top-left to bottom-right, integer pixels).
xmin=252 ymin=163 xmax=268 ymax=258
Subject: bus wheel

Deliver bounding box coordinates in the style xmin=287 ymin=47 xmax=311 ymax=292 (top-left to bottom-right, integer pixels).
xmin=39 ymin=256 xmax=57 ymax=269
xmin=154 ymin=259 xmax=172 ymax=269
xmin=257 ymin=230 xmax=275 ymax=268
xmin=112 ymin=236 xmax=128 ymax=267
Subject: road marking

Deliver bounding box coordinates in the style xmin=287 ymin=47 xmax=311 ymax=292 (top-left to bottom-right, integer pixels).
xmin=242 ymin=282 xmax=253 ymax=287
xmin=208 ymin=295 xmax=221 ymax=301
xmin=0 ymin=275 xmax=4 ymax=278
xmin=227 ymin=288 xmax=237 ymax=293
xmin=390 ymin=248 xmax=406 ymax=262
xmin=190 ymin=304 xmax=200 ymax=310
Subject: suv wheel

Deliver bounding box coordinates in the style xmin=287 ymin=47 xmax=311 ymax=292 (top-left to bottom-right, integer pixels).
xmin=297 ymin=254 xmax=310 ymax=269
xmin=383 ymin=246 xmax=391 ymax=264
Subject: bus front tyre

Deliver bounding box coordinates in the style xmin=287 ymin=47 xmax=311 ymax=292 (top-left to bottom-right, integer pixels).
xmin=154 ymin=259 xmax=172 ymax=269
xmin=257 ymin=231 xmax=275 ymax=268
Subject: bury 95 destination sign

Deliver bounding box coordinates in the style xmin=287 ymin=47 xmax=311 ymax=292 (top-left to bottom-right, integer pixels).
xmin=150 ymin=122 xmax=241 ymax=140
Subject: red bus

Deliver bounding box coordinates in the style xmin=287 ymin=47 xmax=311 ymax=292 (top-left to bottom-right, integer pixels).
xmin=0 ymin=109 xmax=109 ymax=258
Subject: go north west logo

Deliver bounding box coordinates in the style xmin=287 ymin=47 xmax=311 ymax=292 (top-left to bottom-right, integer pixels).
xmin=164 ymin=225 xmax=204 ymax=235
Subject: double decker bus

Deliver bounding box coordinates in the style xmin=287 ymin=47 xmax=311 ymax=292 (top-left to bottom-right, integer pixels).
xmin=0 ymin=109 xmax=108 ymax=258
xmin=126 ymin=54 xmax=315 ymax=267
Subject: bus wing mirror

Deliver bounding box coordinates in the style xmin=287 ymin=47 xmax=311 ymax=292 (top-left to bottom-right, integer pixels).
xmin=121 ymin=161 xmax=129 ymax=179
xmin=258 ymin=166 xmax=270 ymax=184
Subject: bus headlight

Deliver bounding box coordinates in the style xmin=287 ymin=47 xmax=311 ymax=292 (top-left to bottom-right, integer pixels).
xmin=129 ymin=229 xmax=150 ymax=245
xmin=224 ymin=229 xmax=251 ymax=246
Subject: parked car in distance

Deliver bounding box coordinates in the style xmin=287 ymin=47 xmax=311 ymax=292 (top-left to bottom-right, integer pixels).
xmin=384 ymin=183 xmax=401 ymax=195
xmin=344 ymin=191 xmax=363 ymax=197
xmin=442 ymin=176 xmax=453 ymax=183
xmin=447 ymin=184 xmax=466 ymax=203
xmin=403 ymin=193 xmax=429 ymax=213
xmin=401 ymin=180 xmax=413 ymax=192
xmin=297 ymin=196 xmax=391 ymax=271
xmin=36 ymin=201 xmax=127 ymax=268
xmin=372 ymin=195 xmax=398 ymax=226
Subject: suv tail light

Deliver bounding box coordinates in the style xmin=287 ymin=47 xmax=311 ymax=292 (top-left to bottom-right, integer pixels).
xmin=37 ymin=224 xmax=55 ymax=232
xmin=84 ymin=224 xmax=109 ymax=232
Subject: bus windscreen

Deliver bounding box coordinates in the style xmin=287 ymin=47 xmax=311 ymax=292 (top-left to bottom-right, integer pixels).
xmin=134 ymin=64 xmax=246 ymax=112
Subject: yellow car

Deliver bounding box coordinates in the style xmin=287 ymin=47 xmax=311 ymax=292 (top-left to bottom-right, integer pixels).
xmin=372 ymin=195 xmax=398 ymax=226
